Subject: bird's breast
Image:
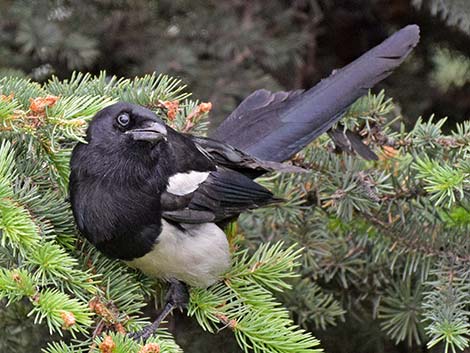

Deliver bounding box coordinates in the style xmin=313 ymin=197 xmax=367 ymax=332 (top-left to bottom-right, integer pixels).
xmin=125 ymin=220 xmax=230 ymax=287
xmin=71 ymin=178 xmax=163 ymax=260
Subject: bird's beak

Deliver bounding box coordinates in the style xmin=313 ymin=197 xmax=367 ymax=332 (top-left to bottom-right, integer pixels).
xmin=126 ymin=121 xmax=168 ymax=143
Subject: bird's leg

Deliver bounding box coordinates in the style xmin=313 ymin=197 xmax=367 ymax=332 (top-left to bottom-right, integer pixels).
xmin=129 ymin=279 xmax=189 ymax=342
xmin=165 ymin=278 xmax=190 ymax=311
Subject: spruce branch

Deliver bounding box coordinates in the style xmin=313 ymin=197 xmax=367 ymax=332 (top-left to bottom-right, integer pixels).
xmin=238 ymin=89 xmax=470 ymax=350
xmin=281 ymin=279 xmax=346 ymax=330
xmin=423 ymin=261 xmax=470 ymax=353
xmin=30 ymin=288 xmax=92 ymax=336
xmin=227 ymin=242 xmax=302 ymax=292
xmin=1 ymin=72 xmax=468 ymax=353
xmin=44 ymin=330 xmax=183 ymax=353
xmin=0 ymin=268 xmax=36 ymax=303
xmin=413 ymin=155 xmax=467 ymax=207
xmin=378 ymin=277 xmax=425 ymax=346
xmin=189 ymin=242 xmax=321 ymax=353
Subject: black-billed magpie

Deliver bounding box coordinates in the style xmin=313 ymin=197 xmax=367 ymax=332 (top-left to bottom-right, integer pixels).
xmin=69 ymin=25 xmax=419 ymax=339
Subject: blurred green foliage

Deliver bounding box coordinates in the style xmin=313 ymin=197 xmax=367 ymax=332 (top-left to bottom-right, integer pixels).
xmin=0 ymin=0 xmax=469 ymax=127
xmin=0 ymin=1 xmax=469 ymax=353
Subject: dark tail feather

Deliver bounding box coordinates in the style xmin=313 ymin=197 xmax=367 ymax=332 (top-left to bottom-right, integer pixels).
xmin=211 ymin=25 xmax=420 ymax=162
xmin=328 ymin=128 xmax=379 ymax=161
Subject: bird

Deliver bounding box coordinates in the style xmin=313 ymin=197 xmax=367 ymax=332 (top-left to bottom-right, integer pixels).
xmin=69 ymin=25 xmax=420 ymax=340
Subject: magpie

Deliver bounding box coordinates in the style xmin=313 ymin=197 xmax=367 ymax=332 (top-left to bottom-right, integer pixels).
xmin=69 ymin=25 xmax=419 ymax=340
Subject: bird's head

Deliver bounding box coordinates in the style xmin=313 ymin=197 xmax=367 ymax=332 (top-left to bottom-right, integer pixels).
xmin=86 ymin=102 xmax=168 ymax=151
xmin=72 ymin=102 xmax=171 ymax=183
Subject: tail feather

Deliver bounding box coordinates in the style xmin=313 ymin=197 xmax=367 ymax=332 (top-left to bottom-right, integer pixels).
xmin=211 ymin=25 xmax=420 ymax=162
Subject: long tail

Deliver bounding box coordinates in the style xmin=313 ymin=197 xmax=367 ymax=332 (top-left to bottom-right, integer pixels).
xmin=211 ymin=25 xmax=420 ymax=162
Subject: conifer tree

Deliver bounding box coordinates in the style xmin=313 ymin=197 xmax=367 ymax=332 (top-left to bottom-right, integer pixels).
xmin=0 ymin=71 xmax=469 ymax=353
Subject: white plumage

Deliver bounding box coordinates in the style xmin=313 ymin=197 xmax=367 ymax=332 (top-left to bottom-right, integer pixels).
xmin=166 ymin=171 xmax=210 ymax=196
xmin=125 ymin=220 xmax=230 ymax=287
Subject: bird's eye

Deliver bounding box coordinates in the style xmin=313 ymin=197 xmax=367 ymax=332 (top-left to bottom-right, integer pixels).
xmin=117 ymin=113 xmax=130 ymax=127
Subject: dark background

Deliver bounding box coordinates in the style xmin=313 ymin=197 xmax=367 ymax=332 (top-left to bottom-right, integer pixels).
xmin=1 ymin=1 xmax=469 ymax=352
xmin=0 ymin=0 xmax=469 ymax=131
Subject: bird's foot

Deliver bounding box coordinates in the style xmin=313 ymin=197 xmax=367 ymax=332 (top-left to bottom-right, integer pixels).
xmin=166 ymin=279 xmax=189 ymax=310
xmin=129 ymin=280 xmax=189 ymax=343
xmin=128 ymin=301 xmax=175 ymax=342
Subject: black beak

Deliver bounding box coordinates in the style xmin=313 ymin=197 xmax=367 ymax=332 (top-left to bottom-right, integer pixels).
xmin=126 ymin=121 xmax=168 ymax=143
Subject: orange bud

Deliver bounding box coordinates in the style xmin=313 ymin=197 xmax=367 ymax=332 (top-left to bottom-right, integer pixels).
xmin=381 ymin=145 xmax=399 ymax=159
xmin=198 ymin=102 xmax=212 ymax=113
xmin=215 ymin=313 xmax=228 ymax=322
xmin=114 ymin=322 xmax=126 ymax=334
xmin=60 ymin=311 xmax=76 ymax=329
xmin=89 ymin=297 xmax=98 ymax=311
xmin=89 ymin=297 xmax=116 ymax=323
xmin=159 ymin=100 xmax=179 ymax=121
xmin=228 ymin=319 xmax=238 ymax=329
xmin=138 ymin=343 xmax=160 ymax=353
xmin=11 ymin=271 xmax=21 ymax=282
xmin=29 ymin=95 xmax=59 ymax=114
xmin=99 ymin=335 xmax=116 ymax=353
xmin=0 ymin=93 xmax=14 ymax=102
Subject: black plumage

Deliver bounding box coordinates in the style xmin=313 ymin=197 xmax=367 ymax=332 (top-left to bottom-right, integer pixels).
xmin=328 ymin=128 xmax=379 ymax=160
xmin=70 ymin=23 xmax=419 ymax=266
xmin=69 ymin=25 xmax=419 ymax=340
xmin=69 ymin=103 xmax=280 ymax=260
xmin=212 ymin=25 xmax=419 ymax=162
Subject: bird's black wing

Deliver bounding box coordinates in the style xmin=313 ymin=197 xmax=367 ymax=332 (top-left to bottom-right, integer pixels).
xmin=211 ymin=25 xmax=419 ymax=162
xmin=189 ymin=135 xmax=305 ymax=178
xmin=161 ymin=25 xmax=420 ymax=225
xmin=161 ymin=168 xmax=279 ymax=224
xmin=160 ymin=130 xmax=281 ymax=224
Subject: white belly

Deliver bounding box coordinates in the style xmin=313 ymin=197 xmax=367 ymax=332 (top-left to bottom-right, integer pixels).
xmin=125 ymin=220 xmax=230 ymax=288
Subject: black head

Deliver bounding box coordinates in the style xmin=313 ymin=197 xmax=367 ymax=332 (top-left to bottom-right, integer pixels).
xmin=71 ymin=102 xmax=173 ymax=186
xmin=86 ymin=102 xmax=168 ymax=149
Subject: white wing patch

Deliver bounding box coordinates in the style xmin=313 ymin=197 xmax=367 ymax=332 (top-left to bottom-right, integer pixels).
xmin=166 ymin=171 xmax=210 ymax=196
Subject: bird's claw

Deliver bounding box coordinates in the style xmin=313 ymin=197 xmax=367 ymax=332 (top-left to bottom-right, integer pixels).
xmin=166 ymin=279 xmax=189 ymax=310
xmin=128 ymin=280 xmax=188 ymax=343
xmin=128 ymin=327 xmax=155 ymax=343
